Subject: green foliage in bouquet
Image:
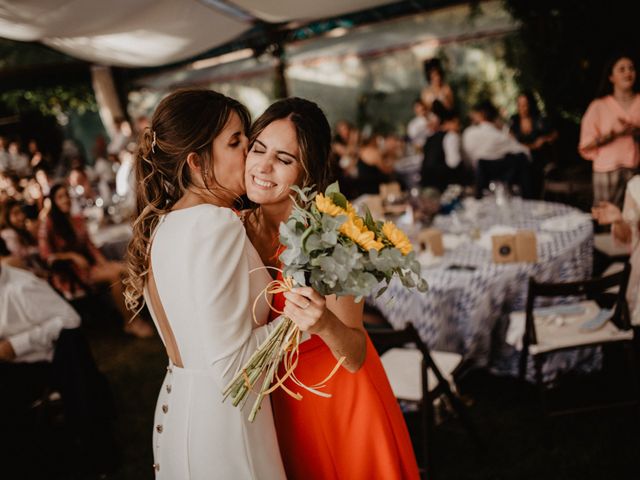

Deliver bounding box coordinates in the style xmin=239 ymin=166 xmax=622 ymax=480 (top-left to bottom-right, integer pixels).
xmin=279 ymin=182 xmax=428 ymax=300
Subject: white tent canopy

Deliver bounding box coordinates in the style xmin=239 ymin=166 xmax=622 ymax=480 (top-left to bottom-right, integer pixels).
xmin=0 ymin=0 xmax=395 ymax=67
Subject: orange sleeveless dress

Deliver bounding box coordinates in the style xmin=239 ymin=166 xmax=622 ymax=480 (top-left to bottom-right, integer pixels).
xmin=269 ymin=279 xmax=421 ymax=480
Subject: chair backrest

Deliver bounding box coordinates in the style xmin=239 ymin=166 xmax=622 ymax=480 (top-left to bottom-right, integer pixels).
xmin=523 ymin=263 xmax=632 ymax=346
xmin=367 ymin=322 xmax=450 ymax=396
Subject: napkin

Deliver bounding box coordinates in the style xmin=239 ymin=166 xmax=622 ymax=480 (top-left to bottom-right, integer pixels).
xmin=540 ymin=213 xmax=591 ymax=232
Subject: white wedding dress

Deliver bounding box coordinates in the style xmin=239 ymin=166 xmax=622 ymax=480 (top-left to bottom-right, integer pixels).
xmin=144 ymin=204 xmax=286 ymax=479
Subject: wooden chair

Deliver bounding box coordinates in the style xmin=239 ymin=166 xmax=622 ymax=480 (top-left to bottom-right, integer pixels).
xmin=368 ymin=323 xmax=482 ymax=478
xmin=516 ymin=263 xmax=638 ymax=414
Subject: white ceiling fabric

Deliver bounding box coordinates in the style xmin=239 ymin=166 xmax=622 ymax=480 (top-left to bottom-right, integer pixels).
xmin=0 ymin=0 xmax=395 ymax=67
xmin=231 ymin=0 xmax=395 ymax=24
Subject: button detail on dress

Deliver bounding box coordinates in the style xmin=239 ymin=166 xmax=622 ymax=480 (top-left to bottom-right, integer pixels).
xmin=153 ymin=463 xmax=160 ymax=472
xmin=162 ymin=404 xmax=168 ymax=414
xmin=166 ymin=384 xmax=172 ymax=394
xmin=156 ymin=424 xmax=163 ymax=433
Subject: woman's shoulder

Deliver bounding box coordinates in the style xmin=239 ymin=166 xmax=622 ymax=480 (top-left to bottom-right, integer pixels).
xmin=586 ymin=96 xmax=611 ymax=112
xmin=0 ymin=228 xmax=17 ymax=240
xmin=166 ymin=204 xmax=244 ymax=238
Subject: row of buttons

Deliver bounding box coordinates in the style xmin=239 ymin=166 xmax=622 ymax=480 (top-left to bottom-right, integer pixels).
xmin=153 ymin=365 xmax=173 ymax=474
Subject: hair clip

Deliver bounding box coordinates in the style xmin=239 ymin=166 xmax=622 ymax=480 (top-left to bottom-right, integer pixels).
xmin=151 ymin=130 xmax=157 ymax=153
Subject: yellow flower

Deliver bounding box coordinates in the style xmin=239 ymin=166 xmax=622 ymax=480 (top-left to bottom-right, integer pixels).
xmin=382 ymin=222 xmax=413 ymax=255
xmin=315 ymin=193 xmax=346 ymax=217
xmin=340 ymin=217 xmax=384 ymax=251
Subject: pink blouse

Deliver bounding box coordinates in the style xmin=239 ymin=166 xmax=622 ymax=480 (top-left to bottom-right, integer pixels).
xmin=579 ymin=95 xmax=640 ymax=173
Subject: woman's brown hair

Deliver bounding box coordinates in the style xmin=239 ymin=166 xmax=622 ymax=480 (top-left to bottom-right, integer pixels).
xmin=249 ymin=97 xmax=333 ymax=192
xmin=123 ymin=88 xmax=250 ymax=313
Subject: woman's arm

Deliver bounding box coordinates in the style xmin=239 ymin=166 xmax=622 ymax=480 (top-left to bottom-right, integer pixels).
xmin=284 ymin=288 xmax=367 ymax=373
xmin=37 ymin=218 xmax=89 ymax=270
xmin=592 ymin=201 xmax=633 ymax=245
xmin=187 ymin=207 xmax=285 ymax=370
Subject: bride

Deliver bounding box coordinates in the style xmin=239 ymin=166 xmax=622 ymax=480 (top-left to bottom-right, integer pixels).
xmin=123 ymin=89 xmax=285 ymax=479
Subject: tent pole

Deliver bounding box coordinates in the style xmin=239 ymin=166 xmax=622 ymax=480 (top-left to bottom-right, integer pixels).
xmin=272 ymin=41 xmax=288 ymax=99
xmin=90 ymin=65 xmax=126 ymax=139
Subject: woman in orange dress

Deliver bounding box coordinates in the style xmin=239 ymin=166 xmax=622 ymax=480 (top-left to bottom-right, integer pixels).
xmin=243 ymin=97 xmax=421 ymax=479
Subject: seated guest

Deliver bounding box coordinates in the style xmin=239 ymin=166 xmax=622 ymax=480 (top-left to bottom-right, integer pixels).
xmin=510 ymin=91 xmax=558 ymax=198
xmin=592 ymin=175 xmax=640 ymax=323
xmin=421 ymin=101 xmax=464 ymax=192
xmin=407 ymin=98 xmax=432 ymax=152
xmin=356 ymin=133 xmax=395 ymax=195
xmin=0 ymin=239 xmax=118 ymax=474
xmin=0 ymin=199 xmax=48 ymax=276
xmin=7 ymin=141 xmax=30 ymax=177
xmin=38 ymin=183 xmax=153 ymax=337
xmin=68 ymin=165 xmax=96 ymax=209
xmin=463 ymin=100 xmax=533 ymax=198
xmin=330 ymin=120 xmax=360 ymax=198
xmin=0 ymin=241 xmax=81 ymax=363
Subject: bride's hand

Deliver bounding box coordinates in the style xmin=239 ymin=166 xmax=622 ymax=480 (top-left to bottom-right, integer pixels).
xmin=283 ymin=287 xmax=330 ymax=334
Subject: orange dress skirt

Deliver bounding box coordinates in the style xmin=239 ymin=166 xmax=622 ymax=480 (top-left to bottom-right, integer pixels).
xmin=270 ymin=289 xmax=421 ymax=480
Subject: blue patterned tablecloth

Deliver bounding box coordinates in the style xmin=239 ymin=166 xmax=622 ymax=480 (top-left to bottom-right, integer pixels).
xmin=368 ymin=198 xmax=597 ymax=382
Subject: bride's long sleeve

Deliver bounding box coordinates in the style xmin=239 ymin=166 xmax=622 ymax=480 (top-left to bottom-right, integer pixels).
xmin=186 ymin=207 xmax=282 ymax=382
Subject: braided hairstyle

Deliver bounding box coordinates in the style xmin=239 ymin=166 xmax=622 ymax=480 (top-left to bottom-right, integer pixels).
xmin=123 ymin=89 xmax=250 ymax=313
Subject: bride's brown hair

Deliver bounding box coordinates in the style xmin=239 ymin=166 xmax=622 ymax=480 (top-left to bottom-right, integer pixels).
xmin=123 ymin=88 xmax=250 ymax=313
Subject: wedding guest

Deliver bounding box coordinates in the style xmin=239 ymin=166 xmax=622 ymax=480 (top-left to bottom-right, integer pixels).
xmin=107 ymin=117 xmax=132 ymax=155
xmin=0 ymin=136 xmax=9 ymax=172
xmin=510 ymin=91 xmax=558 ymax=198
xmin=592 ymin=175 xmax=640 ymax=323
xmin=0 ymin=242 xmax=81 ymax=363
xmin=421 ymin=101 xmax=464 ymax=192
xmin=8 ymin=141 xmax=30 ymax=176
xmin=463 ymin=100 xmax=532 ymax=198
xmin=244 ymin=97 xmax=420 ymax=479
xmin=39 ymin=184 xmax=152 ymax=337
xmin=580 ymin=53 xmax=640 ymax=207
xmin=0 ymin=238 xmax=118 ymax=474
xmin=407 ymin=98 xmax=432 ymax=152
xmin=330 ymin=120 xmax=360 ymax=198
xmin=356 ymin=134 xmax=394 ymax=195
xmin=421 ymin=58 xmax=455 ymax=111
xmin=1 ymin=199 xmax=47 ymax=276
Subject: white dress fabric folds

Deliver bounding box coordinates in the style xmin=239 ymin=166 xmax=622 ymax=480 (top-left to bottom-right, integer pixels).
xmin=144 ymin=204 xmax=285 ymax=479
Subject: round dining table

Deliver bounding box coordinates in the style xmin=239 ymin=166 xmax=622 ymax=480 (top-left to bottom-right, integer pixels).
xmin=366 ymin=196 xmax=597 ymax=382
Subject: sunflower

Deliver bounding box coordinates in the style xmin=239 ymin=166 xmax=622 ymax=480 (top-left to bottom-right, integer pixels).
xmin=382 ymin=222 xmax=413 ymax=255
xmin=340 ymin=217 xmax=384 ymax=251
xmin=315 ymin=193 xmax=346 ymax=216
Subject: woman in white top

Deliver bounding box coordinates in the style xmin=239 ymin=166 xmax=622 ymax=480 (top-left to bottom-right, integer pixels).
xmin=123 ymin=89 xmax=285 ymax=479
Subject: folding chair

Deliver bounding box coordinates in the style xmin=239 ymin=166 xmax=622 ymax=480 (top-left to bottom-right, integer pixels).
xmin=516 ymin=263 xmax=638 ymax=414
xmin=368 ymin=322 xmax=482 ymax=478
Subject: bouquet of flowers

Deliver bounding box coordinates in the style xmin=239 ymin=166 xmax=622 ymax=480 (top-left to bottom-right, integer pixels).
xmin=223 ymin=182 xmax=428 ymax=421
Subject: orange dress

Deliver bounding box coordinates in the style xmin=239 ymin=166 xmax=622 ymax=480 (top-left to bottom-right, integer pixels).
xmin=269 ymin=282 xmax=421 ymax=480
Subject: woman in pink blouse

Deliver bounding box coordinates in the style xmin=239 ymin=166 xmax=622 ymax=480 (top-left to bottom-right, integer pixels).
xmin=39 ymin=183 xmax=153 ymax=337
xmin=580 ymin=54 xmax=640 ymax=207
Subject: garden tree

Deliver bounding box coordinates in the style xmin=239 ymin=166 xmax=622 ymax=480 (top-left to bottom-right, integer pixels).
xmin=0 ymin=39 xmax=99 ymax=164
xmin=1 ymin=39 xmax=96 ymax=117
xmin=503 ymin=0 xmax=637 ymax=123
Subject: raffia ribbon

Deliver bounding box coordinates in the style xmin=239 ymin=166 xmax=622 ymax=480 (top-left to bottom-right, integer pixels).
xmin=247 ymin=266 xmax=346 ymax=400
